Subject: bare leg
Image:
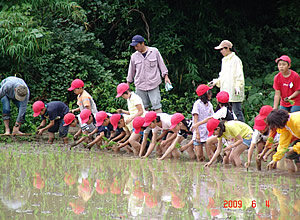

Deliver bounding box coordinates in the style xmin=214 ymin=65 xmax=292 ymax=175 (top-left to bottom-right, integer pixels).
xmin=128 ymin=133 xmax=142 ymax=156
xmin=3 ymin=119 xmax=10 ymax=135
xmin=171 ymin=148 xmax=181 ymax=159
xmin=229 ymin=144 xmax=248 ymax=167
xmin=256 ymin=141 xmax=264 ymax=170
xmin=195 ymin=143 xmax=204 ymax=162
xmin=205 ymin=136 xmax=218 ymax=160
xmin=12 ymin=122 xmax=24 ymax=135
xmin=63 ymin=137 xmax=68 ymax=144
xmin=187 ymin=145 xmax=196 ymax=160
xmin=48 ymin=132 xmax=55 ymax=144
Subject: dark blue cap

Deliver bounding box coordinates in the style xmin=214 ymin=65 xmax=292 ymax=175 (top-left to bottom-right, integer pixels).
xmin=130 ymin=35 xmax=144 ymax=46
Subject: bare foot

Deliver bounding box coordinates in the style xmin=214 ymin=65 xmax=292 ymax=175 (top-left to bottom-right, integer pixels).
xmin=12 ymin=130 xmax=25 ymax=136
xmin=4 ymin=131 xmax=10 ymax=135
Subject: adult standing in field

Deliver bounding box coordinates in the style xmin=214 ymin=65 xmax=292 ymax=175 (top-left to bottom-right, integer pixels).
xmin=127 ymin=35 xmax=171 ymax=113
xmin=209 ymin=40 xmax=245 ymax=122
xmin=0 ymin=76 xmax=29 ymax=135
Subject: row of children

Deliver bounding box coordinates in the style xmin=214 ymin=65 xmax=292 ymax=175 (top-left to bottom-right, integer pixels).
xmin=32 ymin=78 xmax=300 ymax=171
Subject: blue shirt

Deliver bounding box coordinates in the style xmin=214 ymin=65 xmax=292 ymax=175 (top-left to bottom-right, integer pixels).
xmin=41 ymin=101 xmax=69 ymax=121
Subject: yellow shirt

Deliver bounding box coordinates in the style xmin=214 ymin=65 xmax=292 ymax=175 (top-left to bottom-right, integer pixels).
xmin=273 ymin=112 xmax=300 ymax=162
xmin=218 ymin=121 xmax=253 ymax=141
xmin=127 ymin=92 xmax=145 ymax=117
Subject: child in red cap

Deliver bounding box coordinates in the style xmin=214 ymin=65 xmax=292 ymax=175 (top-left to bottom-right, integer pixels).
xmin=140 ymin=111 xmax=175 ymax=158
xmin=204 ymin=118 xmax=253 ymax=167
xmin=128 ymin=116 xmax=148 ymax=155
xmin=33 ymin=101 xmax=69 ymax=144
xmin=245 ymin=114 xmax=279 ymax=170
xmin=273 ymin=55 xmax=300 ymax=112
xmin=158 ymin=113 xmax=193 ymax=160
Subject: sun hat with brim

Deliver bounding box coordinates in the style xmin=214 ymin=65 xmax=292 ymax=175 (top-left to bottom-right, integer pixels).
xmin=63 ymin=113 xmax=75 ymax=126
xmin=253 ymin=116 xmax=267 ymax=130
xmin=256 ymin=105 xmax=273 ymax=120
xmin=170 ymin=113 xmax=185 ymax=129
xmin=32 ymin=101 xmax=45 ymax=117
xmin=15 ymin=85 xmax=28 ymax=101
xmin=68 ymin=79 xmax=84 ymax=91
xmin=96 ymin=111 xmax=108 ymax=126
xmin=110 ymin=114 xmax=121 ymax=130
xmin=196 ymin=84 xmax=212 ymax=97
xmin=80 ymin=109 xmax=91 ymax=124
xmin=207 ymin=118 xmax=220 ymax=136
xmin=214 ymin=40 xmax=233 ymax=50
xmin=275 ymin=55 xmax=291 ymax=65
xmin=116 ymin=83 xmax=129 ymax=98
xmin=143 ymin=111 xmax=157 ymax=127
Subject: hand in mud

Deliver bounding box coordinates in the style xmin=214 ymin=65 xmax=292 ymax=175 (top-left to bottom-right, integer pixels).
xmin=267 ymin=160 xmax=276 ymax=170
xmin=204 ymin=162 xmax=211 ymax=168
xmin=244 ymin=162 xmax=250 ymax=168
xmin=37 ymin=129 xmax=44 ymax=135
xmin=256 ymin=153 xmax=263 ymax=160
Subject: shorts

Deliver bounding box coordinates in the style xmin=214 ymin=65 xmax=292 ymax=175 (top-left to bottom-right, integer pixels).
xmin=243 ymin=138 xmax=252 ymax=148
xmin=193 ymin=141 xmax=205 ymax=146
xmin=136 ymin=86 xmax=162 ymax=110
xmin=48 ymin=119 xmax=69 ymax=137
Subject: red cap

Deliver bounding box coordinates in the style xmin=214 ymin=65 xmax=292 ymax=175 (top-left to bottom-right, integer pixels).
xmin=133 ymin=117 xmax=145 ymax=134
xmin=256 ymin=105 xmax=273 ymax=120
xmin=96 ymin=111 xmax=107 ymax=126
xmin=253 ymin=116 xmax=267 ymax=130
xmin=170 ymin=113 xmax=185 ymax=129
xmin=32 ymin=101 xmax=45 ymax=117
xmin=216 ymin=91 xmax=229 ymax=103
xmin=68 ymin=79 xmax=84 ymax=91
xmin=275 ymin=55 xmax=291 ymax=65
xmin=116 ymin=83 xmax=129 ymax=98
xmin=80 ymin=109 xmax=91 ymax=124
xmin=206 ymin=118 xmax=220 ymax=136
xmin=110 ymin=114 xmax=121 ymax=130
xmin=196 ymin=84 xmax=212 ymax=97
xmin=143 ymin=111 xmax=157 ymax=127
xmin=63 ymin=113 xmax=75 ymax=126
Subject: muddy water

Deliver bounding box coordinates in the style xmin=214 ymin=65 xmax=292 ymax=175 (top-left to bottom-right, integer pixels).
xmin=0 ymin=143 xmax=300 ymax=219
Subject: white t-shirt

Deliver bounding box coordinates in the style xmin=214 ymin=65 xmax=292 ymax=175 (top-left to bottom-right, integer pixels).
xmin=212 ymin=106 xmax=237 ymax=120
xmin=127 ymin=92 xmax=145 ymax=116
xmin=152 ymin=113 xmax=172 ymax=133
xmin=251 ymin=129 xmax=280 ymax=144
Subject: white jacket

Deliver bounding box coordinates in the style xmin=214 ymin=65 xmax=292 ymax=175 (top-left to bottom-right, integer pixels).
xmin=215 ymin=52 xmax=245 ymax=102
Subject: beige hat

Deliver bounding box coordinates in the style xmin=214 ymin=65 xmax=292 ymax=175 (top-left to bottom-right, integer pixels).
xmin=15 ymin=85 xmax=28 ymax=101
xmin=214 ymin=40 xmax=233 ymax=49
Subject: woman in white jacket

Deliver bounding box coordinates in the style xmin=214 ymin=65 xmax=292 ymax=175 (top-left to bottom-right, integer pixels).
xmin=209 ymin=40 xmax=245 ymax=122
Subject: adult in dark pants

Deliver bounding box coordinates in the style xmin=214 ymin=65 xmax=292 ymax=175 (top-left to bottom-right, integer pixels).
xmin=0 ymin=76 xmax=29 ymax=135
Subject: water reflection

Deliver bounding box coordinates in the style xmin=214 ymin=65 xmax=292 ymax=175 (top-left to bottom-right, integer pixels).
xmin=0 ymin=144 xmax=300 ymax=219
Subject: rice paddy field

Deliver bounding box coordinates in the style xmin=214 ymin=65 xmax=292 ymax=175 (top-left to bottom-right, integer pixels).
xmin=0 ymin=142 xmax=300 ymax=219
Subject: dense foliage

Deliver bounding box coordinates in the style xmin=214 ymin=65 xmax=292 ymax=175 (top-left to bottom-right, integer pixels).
xmin=0 ymin=0 xmax=299 ymax=132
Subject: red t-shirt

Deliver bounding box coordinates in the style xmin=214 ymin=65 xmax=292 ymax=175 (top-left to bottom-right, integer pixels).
xmin=273 ymin=70 xmax=300 ymax=107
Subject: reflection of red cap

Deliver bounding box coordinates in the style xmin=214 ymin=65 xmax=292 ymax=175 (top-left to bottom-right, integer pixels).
xmin=32 ymin=101 xmax=45 ymax=117
xmin=216 ymin=91 xmax=229 ymax=103
xmin=133 ymin=188 xmax=144 ymax=199
xmin=95 ymin=179 xmax=108 ymax=195
xmin=69 ymin=201 xmax=85 ymax=214
xmin=110 ymin=178 xmax=121 ymax=195
xmin=80 ymin=109 xmax=91 ymax=124
xmin=143 ymin=111 xmax=157 ymax=127
xmin=133 ymin=117 xmax=145 ymax=134
xmin=110 ymin=114 xmax=121 ymax=130
xmin=275 ymin=55 xmax=291 ymax=65
xmin=207 ymin=118 xmax=220 ymax=136
xmin=144 ymin=192 xmax=158 ymax=208
xmin=68 ymin=79 xmax=84 ymax=91
xmin=207 ymin=198 xmax=220 ymax=217
xmin=64 ymin=113 xmax=75 ymax=126
xmin=196 ymin=84 xmax=212 ymax=97
xmin=116 ymin=83 xmax=129 ymax=98
xmin=171 ymin=192 xmax=185 ymax=208
xmin=170 ymin=113 xmax=185 ymax=129
xmin=256 ymin=105 xmax=273 ymax=120
xmin=254 ymin=116 xmax=267 ymax=130
xmin=64 ymin=173 xmax=76 ymax=186
xmin=33 ymin=172 xmax=45 ymax=189
xmin=96 ymin=111 xmax=107 ymax=126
